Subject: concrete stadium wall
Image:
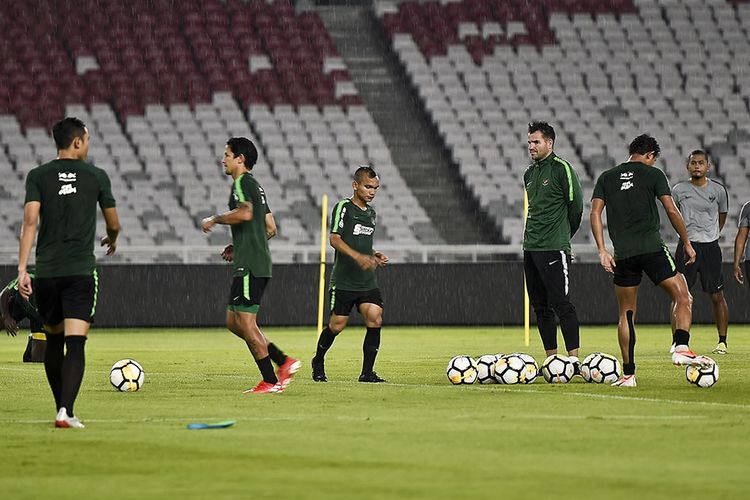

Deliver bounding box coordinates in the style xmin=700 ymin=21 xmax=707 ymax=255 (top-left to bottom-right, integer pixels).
xmin=1 ymin=263 xmax=748 ymax=327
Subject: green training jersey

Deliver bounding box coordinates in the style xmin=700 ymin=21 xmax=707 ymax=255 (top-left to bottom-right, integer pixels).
xmin=523 ymin=152 xmax=583 ymax=252
xmin=330 ymin=198 xmax=378 ymax=291
xmin=592 ymin=161 xmax=671 ymax=260
xmin=24 ymin=159 xmax=116 ymax=278
xmin=229 ymin=173 xmax=272 ymax=278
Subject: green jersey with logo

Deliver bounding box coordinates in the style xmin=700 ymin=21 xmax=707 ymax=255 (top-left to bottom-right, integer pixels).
xmin=592 ymin=161 xmax=671 ymax=260
xmin=229 ymin=173 xmax=272 ymax=278
xmin=330 ymin=198 xmax=378 ymax=291
xmin=523 ymin=152 xmax=583 ymax=251
xmin=24 ymin=159 xmax=116 ymax=278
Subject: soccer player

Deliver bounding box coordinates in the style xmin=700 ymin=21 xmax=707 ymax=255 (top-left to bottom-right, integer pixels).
xmin=1 ymin=271 xmax=47 ymax=362
xmin=733 ymin=200 xmax=750 ymax=286
xmin=523 ymin=121 xmax=584 ymax=371
xmin=590 ymin=134 xmax=712 ymax=387
xmin=311 ymin=165 xmax=389 ymax=383
xmin=17 ymin=117 xmax=121 ymax=428
xmin=201 ymin=137 xmax=300 ymax=394
xmin=670 ymin=150 xmax=729 ymax=355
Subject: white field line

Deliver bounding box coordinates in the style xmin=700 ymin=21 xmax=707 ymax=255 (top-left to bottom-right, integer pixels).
xmin=2 ymin=366 xmax=749 ymax=411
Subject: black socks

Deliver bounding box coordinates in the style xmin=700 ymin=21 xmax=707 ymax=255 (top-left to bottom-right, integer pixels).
xmin=674 ymin=328 xmax=690 ymax=347
xmin=44 ymin=334 xmax=65 ymax=411
xmin=61 ymin=336 xmax=86 ymax=417
xmin=267 ymin=343 xmax=287 ymax=366
xmin=362 ymin=327 xmax=381 ymax=375
xmin=315 ymin=327 xmax=337 ymax=361
xmin=256 ymin=356 xmax=278 ymax=384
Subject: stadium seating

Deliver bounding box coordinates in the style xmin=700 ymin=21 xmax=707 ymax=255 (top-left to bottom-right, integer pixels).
xmin=0 ymin=0 xmax=429 ymax=262
xmin=378 ymin=0 xmax=750 ymax=246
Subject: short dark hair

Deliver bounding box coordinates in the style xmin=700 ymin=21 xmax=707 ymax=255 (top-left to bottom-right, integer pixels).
xmin=628 ymin=134 xmax=661 ymax=157
xmin=528 ymin=121 xmax=555 ymax=142
xmin=354 ymin=165 xmax=378 ymax=183
xmin=226 ymin=137 xmax=258 ymax=168
xmin=687 ymin=149 xmax=709 ymax=163
xmin=52 ymin=117 xmax=87 ymax=150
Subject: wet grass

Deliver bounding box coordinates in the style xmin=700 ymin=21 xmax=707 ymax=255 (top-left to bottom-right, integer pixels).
xmin=1 ymin=325 xmax=748 ymax=500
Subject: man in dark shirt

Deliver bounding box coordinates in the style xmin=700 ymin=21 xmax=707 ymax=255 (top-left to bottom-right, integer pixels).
xmin=591 ymin=134 xmax=713 ymax=387
xmin=18 ymin=117 xmax=121 ymax=427
xmin=311 ymin=166 xmax=389 ymax=383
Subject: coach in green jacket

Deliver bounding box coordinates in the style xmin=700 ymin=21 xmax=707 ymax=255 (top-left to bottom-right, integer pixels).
xmin=523 ymin=121 xmax=584 ymax=370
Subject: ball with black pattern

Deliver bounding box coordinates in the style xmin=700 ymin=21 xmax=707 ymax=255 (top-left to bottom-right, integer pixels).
xmin=110 ymin=358 xmax=145 ymax=392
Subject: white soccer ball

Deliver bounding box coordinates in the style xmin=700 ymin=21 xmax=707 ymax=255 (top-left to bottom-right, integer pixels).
xmin=512 ymin=352 xmax=539 ymax=384
xmin=476 ymin=354 xmax=498 ymax=384
xmin=589 ymin=352 xmax=621 ymax=384
xmin=541 ymin=354 xmax=574 ymax=384
xmin=686 ymin=358 xmax=718 ymax=388
xmin=446 ymin=355 xmax=478 ymax=385
xmin=110 ymin=359 xmax=145 ymax=392
xmin=580 ymin=352 xmax=599 ymax=382
xmin=494 ymin=354 xmax=526 ymax=384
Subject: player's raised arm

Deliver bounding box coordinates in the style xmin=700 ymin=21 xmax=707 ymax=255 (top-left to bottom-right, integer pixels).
xmin=202 ymin=201 xmax=252 ymax=233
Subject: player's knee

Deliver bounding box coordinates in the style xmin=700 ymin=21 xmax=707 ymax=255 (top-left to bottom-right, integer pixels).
xmin=710 ymin=292 xmax=725 ymax=305
xmin=367 ymin=315 xmax=383 ymax=328
xmin=328 ymin=321 xmax=346 ymax=335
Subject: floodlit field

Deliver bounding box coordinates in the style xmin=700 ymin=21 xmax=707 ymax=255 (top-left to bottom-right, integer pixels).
xmin=1 ymin=326 xmax=748 ymax=500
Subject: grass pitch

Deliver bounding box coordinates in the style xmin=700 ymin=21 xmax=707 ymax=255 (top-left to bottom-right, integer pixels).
xmin=1 ymin=325 xmax=748 ymax=500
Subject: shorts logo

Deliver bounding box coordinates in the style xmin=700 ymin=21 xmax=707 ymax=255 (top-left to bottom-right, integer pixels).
xmin=58 ymin=184 xmax=77 ymax=195
xmin=353 ymin=224 xmax=374 ymax=236
xmin=621 ymin=181 xmax=634 ymax=191
xmin=620 ymin=172 xmax=633 ymax=180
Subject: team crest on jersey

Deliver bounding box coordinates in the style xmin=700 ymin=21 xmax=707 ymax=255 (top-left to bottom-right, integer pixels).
xmin=58 ymin=172 xmax=76 ymax=182
xmin=542 ymin=179 xmax=549 ymax=186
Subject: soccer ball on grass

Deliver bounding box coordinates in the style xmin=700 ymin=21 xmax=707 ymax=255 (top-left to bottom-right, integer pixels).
xmin=110 ymin=359 xmax=145 ymax=392
xmin=541 ymin=354 xmax=574 ymax=384
xmin=446 ymin=355 xmax=478 ymax=385
xmin=476 ymin=354 xmax=498 ymax=384
xmin=685 ymin=358 xmax=718 ymax=388
xmin=581 ymin=352 xmax=621 ymax=384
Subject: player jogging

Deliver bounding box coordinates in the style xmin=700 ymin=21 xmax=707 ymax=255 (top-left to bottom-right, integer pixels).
xmin=733 ymin=200 xmax=750 ymax=287
xmin=311 ymin=165 xmax=389 ymax=383
xmin=1 ymin=272 xmax=47 ymax=362
xmin=590 ymin=134 xmax=713 ymax=387
xmin=670 ymin=150 xmax=729 ymax=355
xmin=17 ymin=117 xmax=121 ymax=428
xmin=523 ymin=121 xmax=584 ymax=371
xmin=201 ymin=137 xmax=300 ymax=394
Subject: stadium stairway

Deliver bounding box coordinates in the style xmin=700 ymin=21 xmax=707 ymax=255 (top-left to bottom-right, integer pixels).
xmin=317 ymin=5 xmax=499 ymax=244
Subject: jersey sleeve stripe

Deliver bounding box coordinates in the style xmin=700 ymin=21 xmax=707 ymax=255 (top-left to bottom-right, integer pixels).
xmin=233 ymin=174 xmax=247 ymax=203
xmin=331 ymin=199 xmax=347 ymax=232
xmin=554 ymin=157 xmax=574 ymax=201
xmin=710 ymin=179 xmax=729 ymax=212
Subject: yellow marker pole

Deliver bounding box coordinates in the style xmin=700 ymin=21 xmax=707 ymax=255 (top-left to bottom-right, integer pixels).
xmin=317 ymin=194 xmax=329 ymax=337
xmin=523 ymin=189 xmax=530 ymax=347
